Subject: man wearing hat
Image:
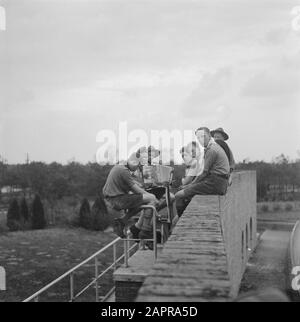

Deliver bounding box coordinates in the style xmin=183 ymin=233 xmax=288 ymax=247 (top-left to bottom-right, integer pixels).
xmin=103 ymin=151 xmax=159 ymax=238
xmin=210 ymin=127 xmax=235 ymax=173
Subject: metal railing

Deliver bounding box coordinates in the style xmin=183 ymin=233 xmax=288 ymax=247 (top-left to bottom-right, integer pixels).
xmin=23 ymin=205 xmax=158 ymax=302
xmin=290 ymin=220 xmax=300 ymax=268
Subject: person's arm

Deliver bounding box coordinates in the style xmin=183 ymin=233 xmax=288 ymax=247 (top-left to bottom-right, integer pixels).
xmin=182 ymin=175 xmax=195 ymax=186
xmin=192 ymin=149 xmax=216 ymax=184
xmin=130 ymin=183 xmax=148 ymax=195
xmin=229 ymin=148 xmax=235 ymax=172
xmin=121 ymin=169 xmax=147 ymax=194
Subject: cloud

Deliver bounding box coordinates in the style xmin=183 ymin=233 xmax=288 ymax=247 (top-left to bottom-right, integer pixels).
xmin=1 ymin=0 xmax=300 ymax=163
xmin=263 ymin=28 xmax=289 ymax=45
xmin=241 ymin=53 xmax=300 ymax=98
xmin=180 ymin=67 xmax=233 ymax=119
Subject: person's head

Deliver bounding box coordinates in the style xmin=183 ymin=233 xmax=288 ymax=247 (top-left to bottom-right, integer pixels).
xmin=213 ymin=132 xmax=225 ymax=141
xmin=127 ymin=152 xmax=141 ymax=171
xmin=186 ymin=141 xmax=201 ymax=159
xmin=180 ymin=147 xmax=193 ymax=166
xmin=136 ymin=146 xmax=148 ymax=165
xmin=195 ymin=127 xmax=211 ymax=147
xmin=147 ymin=146 xmax=160 ymax=165
xmin=210 ymin=128 xmax=229 ymax=141
xmin=180 ymin=142 xmax=199 ymax=166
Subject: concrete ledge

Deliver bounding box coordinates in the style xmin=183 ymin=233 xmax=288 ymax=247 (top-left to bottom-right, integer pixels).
xmin=114 ymin=249 xmax=158 ymax=283
xmin=113 ymin=246 xmax=163 ymax=301
xmin=137 ymin=171 xmax=257 ymax=302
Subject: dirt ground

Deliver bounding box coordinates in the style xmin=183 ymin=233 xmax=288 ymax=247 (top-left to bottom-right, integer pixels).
xmin=0 ymin=227 xmax=124 ymax=302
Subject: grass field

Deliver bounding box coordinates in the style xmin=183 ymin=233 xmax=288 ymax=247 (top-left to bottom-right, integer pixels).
xmin=257 ymin=201 xmax=300 ymax=213
xmin=0 ymin=227 xmax=125 ymax=302
xmin=0 ymin=201 xmax=299 ymax=302
xmin=257 ymin=201 xmax=300 ymax=222
xmin=257 ymin=210 xmax=300 ymax=222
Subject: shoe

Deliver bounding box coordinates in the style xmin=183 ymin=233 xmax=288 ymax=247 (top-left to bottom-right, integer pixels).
xmin=129 ymin=225 xmax=140 ymax=243
xmin=113 ymin=218 xmax=126 ymax=238
xmin=145 ymin=241 xmax=154 ymax=250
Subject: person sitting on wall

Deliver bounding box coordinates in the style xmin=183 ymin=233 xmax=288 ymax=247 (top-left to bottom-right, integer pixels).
xmin=170 ymin=141 xmax=203 ymax=229
xmin=175 ymin=127 xmax=230 ymax=218
xmin=210 ymin=127 xmax=235 ymax=185
xmin=180 ymin=141 xmax=204 ymax=187
xmin=103 ymin=151 xmax=159 ymax=238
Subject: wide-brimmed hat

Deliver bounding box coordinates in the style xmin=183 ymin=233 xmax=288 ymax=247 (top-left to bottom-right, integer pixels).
xmin=210 ymin=127 xmax=229 ymax=141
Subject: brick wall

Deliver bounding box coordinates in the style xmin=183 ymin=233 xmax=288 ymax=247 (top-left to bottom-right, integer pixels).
xmin=137 ymin=171 xmax=257 ymax=301
xmin=219 ymin=171 xmax=257 ymax=296
xmin=115 ymin=281 xmax=144 ymax=302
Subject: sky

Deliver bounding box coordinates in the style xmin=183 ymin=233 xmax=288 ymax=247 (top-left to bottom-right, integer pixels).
xmin=0 ymin=0 xmax=300 ymax=164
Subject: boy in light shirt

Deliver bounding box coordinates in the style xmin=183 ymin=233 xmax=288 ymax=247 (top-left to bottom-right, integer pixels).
xmin=180 ymin=141 xmax=204 ymax=187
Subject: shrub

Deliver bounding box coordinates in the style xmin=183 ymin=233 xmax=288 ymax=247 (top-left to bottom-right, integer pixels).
xmin=285 ymin=203 xmax=293 ymax=212
xmin=79 ymin=198 xmax=92 ymax=229
xmin=273 ymin=203 xmax=281 ymax=212
xmin=31 ymin=195 xmax=47 ymax=229
xmin=7 ymin=198 xmax=21 ymax=231
xmin=261 ymin=204 xmax=269 ymax=212
xmin=91 ymin=196 xmax=110 ymax=231
xmin=20 ymin=197 xmax=30 ymax=222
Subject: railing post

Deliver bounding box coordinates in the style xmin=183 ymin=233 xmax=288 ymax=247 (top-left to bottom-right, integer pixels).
xmin=124 ymin=239 xmax=128 ymax=267
xmin=34 ymin=296 xmax=39 ymax=302
xmin=113 ymin=243 xmax=117 ymax=271
xmin=95 ymin=256 xmax=99 ymax=302
xmin=70 ymin=272 xmax=74 ymax=302
xmin=153 ymin=208 xmax=157 ymax=259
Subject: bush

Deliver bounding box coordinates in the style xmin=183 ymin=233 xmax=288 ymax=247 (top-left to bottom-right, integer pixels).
xmin=31 ymin=195 xmax=47 ymax=229
xmin=7 ymin=198 xmax=21 ymax=231
xmin=91 ymin=196 xmax=110 ymax=231
xmin=273 ymin=203 xmax=281 ymax=212
xmin=20 ymin=197 xmax=30 ymax=222
xmin=79 ymin=198 xmax=92 ymax=229
xmin=261 ymin=204 xmax=269 ymax=212
xmin=285 ymin=203 xmax=293 ymax=212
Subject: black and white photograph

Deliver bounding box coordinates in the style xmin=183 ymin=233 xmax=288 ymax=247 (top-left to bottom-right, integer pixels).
xmin=0 ymin=0 xmax=300 ymax=305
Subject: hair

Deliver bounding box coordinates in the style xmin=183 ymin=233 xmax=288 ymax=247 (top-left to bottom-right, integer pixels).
xmin=180 ymin=141 xmax=200 ymax=158
xmin=195 ymin=127 xmax=211 ymax=136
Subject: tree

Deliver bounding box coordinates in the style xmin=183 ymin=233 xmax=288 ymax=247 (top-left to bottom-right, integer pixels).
xmin=91 ymin=196 xmax=110 ymax=231
xmin=31 ymin=195 xmax=47 ymax=229
xmin=7 ymin=198 xmax=21 ymax=231
xmin=79 ymin=198 xmax=92 ymax=229
xmin=20 ymin=197 xmax=30 ymax=222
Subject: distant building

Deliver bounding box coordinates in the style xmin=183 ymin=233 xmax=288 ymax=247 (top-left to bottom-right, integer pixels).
xmin=1 ymin=186 xmax=23 ymax=194
xmin=267 ymin=184 xmax=300 ymax=201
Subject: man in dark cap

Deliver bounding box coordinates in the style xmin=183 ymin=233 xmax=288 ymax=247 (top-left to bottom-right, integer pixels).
xmin=210 ymin=127 xmax=235 ymax=174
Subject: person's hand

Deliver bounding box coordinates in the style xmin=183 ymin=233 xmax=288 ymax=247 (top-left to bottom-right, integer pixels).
xmin=146 ymin=192 xmax=159 ymax=204
xmin=175 ymin=189 xmax=185 ymax=199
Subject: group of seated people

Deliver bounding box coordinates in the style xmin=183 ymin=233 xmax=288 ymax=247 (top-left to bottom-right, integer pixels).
xmin=102 ymin=127 xmax=235 ymax=249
